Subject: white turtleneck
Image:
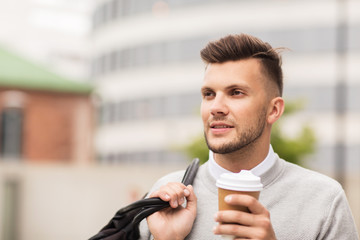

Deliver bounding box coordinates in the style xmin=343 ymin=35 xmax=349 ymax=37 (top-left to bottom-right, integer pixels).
xmin=208 ymin=145 xmax=276 ymax=180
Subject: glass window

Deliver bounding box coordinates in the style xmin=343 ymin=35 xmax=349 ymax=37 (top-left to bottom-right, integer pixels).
xmin=98 ymin=150 xmax=186 ymax=164
xmin=0 ymin=108 xmax=23 ymax=159
xmin=111 ymin=0 xmax=119 ymax=20
xmin=92 ymin=8 xmax=101 ymax=29
xmin=109 ymin=50 xmax=118 ymax=72
xmin=99 ymin=92 xmax=201 ymax=124
xmin=98 ymin=4 xmax=107 ymax=26
xmin=98 ymin=55 xmax=106 ymax=75
xmin=1 ymin=179 xmax=20 ymax=240
xmin=122 ymin=0 xmax=132 ymax=16
xmin=148 ymin=43 xmax=164 ymax=65
xmin=93 ymin=24 xmax=360 ymax=77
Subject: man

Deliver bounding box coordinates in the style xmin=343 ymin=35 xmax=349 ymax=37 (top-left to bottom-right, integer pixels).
xmin=139 ymin=34 xmax=358 ymax=239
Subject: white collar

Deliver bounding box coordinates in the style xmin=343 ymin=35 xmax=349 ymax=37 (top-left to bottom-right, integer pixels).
xmin=208 ymin=145 xmax=276 ymax=180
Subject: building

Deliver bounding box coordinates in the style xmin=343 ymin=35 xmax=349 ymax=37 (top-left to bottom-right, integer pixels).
xmin=0 ymin=46 xmax=96 ymax=240
xmin=90 ymin=0 xmax=360 ymax=230
xmin=0 ymin=46 xmax=94 ymax=163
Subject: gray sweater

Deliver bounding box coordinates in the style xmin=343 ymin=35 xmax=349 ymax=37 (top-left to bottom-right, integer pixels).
xmin=140 ymin=156 xmax=358 ymax=239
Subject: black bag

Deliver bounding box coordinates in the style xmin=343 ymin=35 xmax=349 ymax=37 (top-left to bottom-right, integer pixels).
xmin=89 ymin=158 xmax=200 ymax=240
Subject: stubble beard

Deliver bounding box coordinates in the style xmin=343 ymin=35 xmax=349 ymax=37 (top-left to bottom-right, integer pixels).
xmin=204 ymin=110 xmax=267 ymax=154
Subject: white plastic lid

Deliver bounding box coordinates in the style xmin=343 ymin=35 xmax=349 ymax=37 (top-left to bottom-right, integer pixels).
xmin=216 ymin=170 xmax=263 ymax=192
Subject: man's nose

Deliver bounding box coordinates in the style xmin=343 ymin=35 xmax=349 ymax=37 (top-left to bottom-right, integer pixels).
xmin=210 ymin=95 xmax=228 ymax=116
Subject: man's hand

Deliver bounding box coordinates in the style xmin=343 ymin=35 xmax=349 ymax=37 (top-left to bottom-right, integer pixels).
xmin=147 ymin=183 xmax=197 ymax=240
xmin=213 ymin=194 xmax=276 ymax=240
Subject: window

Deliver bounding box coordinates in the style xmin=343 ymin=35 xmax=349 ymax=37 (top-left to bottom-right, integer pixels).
xmin=2 ymin=179 xmax=20 ymax=240
xmin=99 ymin=92 xmax=201 ymax=124
xmin=0 ymin=108 xmax=23 ymax=159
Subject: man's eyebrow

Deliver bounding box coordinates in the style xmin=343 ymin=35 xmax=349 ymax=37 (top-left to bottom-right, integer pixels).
xmin=200 ymin=84 xmax=251 ymax=93
xmin=200 ymin=86 xmax=213 ymax=92
xmin=225 ymin=84 xmax=251 ymax=92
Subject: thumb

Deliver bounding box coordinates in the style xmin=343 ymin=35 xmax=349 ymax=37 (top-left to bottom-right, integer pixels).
xmin=185 ymin=185 xmax=197 ymax=213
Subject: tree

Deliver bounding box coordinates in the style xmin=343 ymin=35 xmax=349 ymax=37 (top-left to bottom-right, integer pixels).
xmin=182 ymin=100 xmax=316 ymax=166
xmin=183 ymin=135 xmax=209 ymax=165
xmin=270 ymin=101 xmax=316 ymax=166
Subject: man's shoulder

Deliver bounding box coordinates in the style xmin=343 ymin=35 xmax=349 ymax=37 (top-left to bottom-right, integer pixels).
xmin=281 ymin=159 xmax=343 ymax=193
xmin=147 ymin=169 xmax=186 ymax=194
xmin=157 ymin=169 xmax=186 ymax=184
xmin=148 ymin=162 xmax=208 ymax=194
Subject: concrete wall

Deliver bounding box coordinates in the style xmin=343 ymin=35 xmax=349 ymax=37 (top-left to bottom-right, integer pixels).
xmin=0 ymin=161 xmax=187 ymax=240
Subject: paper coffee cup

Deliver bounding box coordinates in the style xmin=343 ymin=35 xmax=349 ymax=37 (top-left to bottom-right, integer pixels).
xmin=216 ymin=170 xmax=263 ymax=239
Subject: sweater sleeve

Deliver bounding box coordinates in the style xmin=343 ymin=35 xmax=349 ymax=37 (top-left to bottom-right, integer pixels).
xmin=318 ymin=189 xmax=359 ymax=240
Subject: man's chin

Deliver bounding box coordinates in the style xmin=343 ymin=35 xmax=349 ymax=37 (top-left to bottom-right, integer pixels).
xmin=205 ymin=135 xmax=239 ymax=154
xmin=207 ymin=143 xmax=237 ymax=155
xmin=210 ymin=148 xmax=235 ymax=155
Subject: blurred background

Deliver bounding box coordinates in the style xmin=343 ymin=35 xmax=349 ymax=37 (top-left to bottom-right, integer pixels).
xmin=0 ymin=0 xmax=359 ymax=239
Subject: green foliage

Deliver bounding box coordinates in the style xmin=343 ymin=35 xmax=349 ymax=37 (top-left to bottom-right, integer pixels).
xmin=182 ymin=100 xmax=316 ymax=166
xmin=271 ymin=101 xmax=316 ymax=166
xmin=183 ymin=135 xmax=209 ymax=165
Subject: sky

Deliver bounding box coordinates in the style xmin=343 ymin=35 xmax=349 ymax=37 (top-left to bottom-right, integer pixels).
xmin=29 ymin=0 xmax=93 ymax=35
xmin=0 ymin=0 xmax=94 ymax=80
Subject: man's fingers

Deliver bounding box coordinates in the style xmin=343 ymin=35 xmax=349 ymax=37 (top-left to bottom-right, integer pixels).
xmin=148 ymin=183 xmax=196 ymax=209
xmin=185 ymin=185 xmax=197 ymax=213
xmin=149 ymin=182 xmax=189 ymax=208
xmin=225 ymin=194 xmax=266 ymax=215
xmin=215 ymin=194 xmax=275 ymax=239
xmin=168 ymin=183 xmax=187 ymax=206
xmin=149 ymin=189 xmax=171 ymax=202
xmin=213 ymin=223 xmax=252 ymax=239
xmin=215 ymin=210 xmax=254 ymax=226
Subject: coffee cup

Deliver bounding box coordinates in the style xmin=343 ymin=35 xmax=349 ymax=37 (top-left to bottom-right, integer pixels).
xmin=216 ymin=170 xmax=263 ymax=240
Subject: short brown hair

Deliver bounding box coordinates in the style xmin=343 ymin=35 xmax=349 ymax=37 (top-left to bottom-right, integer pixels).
xmin=200 ymin=33 xmax=283 ymax=96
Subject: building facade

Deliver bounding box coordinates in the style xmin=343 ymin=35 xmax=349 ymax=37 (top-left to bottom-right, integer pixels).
xmin=0 ymin=47 xmax=94 ymax=163
xmin=91 ymin=0 xmax=360 ymax=167
xmin=90 ymin=0 xmax=360 ymax=230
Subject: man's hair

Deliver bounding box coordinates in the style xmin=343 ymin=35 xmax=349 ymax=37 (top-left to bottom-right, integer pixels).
xmin=200 ymin=33 xmax=283 ymax=96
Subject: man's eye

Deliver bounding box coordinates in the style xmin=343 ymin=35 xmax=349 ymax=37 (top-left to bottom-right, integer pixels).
xmin=203 ymin=91 xmax=214 ymax=98
xmin=232 ymin=89 xmax=243 ymax=96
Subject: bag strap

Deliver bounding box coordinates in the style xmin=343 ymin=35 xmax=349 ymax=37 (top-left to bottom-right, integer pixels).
xmin=181 ymin=158 xmax=200 ymax=186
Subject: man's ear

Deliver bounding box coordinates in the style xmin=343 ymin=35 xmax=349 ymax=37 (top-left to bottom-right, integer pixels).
xmin=267 ymin=97 xmax=285 ymax=124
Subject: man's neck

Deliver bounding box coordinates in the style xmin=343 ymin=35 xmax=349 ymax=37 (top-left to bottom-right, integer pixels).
xmin=213 ymin=141 xmax=269 ymax=173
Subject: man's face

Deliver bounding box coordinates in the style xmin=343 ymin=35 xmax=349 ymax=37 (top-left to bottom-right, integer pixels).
xmin=200 ymin=58 xmax=270 ymax=154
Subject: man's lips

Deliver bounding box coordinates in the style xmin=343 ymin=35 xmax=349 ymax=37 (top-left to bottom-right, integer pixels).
xmin=210 ymin=122 xmax=234 ymax=129
xmin=211 ymin=125 xmax=233 ymax=129
xmin=209 ymin=122 xmax=234 ymax=134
